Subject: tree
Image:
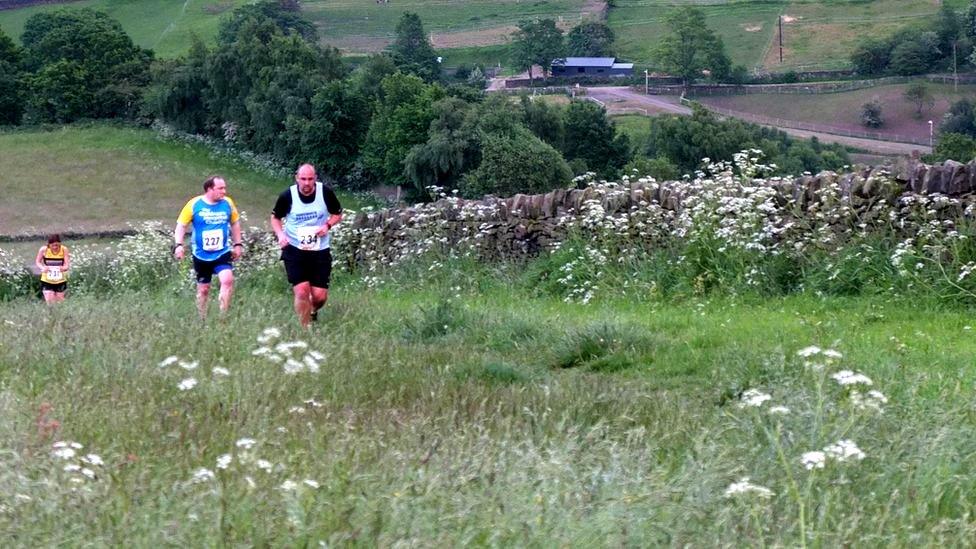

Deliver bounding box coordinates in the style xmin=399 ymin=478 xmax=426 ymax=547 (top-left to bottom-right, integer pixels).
xmin=459 ymin=127 xmax=572 ymax=198
xmin=860 ymin=99 xmax=884 ymax=128
xmin=0 ymin=28 xmax=23 ymax=124
xmin=520 ymin=95 xmax=564 ymax=150
xmin=935 ymin=5 xmax=962 ymax=53
xmin=654 ymin=7 xmax=731 ymax=85
xmin=217 ymin=0 xmax=317 ymax=44
xmin=362 ymin=73 xmax=445 ymax=186
xmin=404 ymin=97 xmax=481 ymax=193
xmin=903 ymin=82 xmax=935 ymax=118
xmin=888 ymin=32 xmax=941 ymax=75
xmin=940 ymin=99 xmax=976 ymax=137
xmin=144 ymin=36 xmax=211 ymax=134
xmin=928 ymin=132 xmax=976 ymax=162
xmin=562 ymin=100 xmax=631 ymax=178
xmin=967 ymin=0 xmax=976 ymax=40
xmin=850 ymin=37 xmax=891 ymax=75
xmin=21 ymin=8 xmax=152 ymax=121
xmin=566 ymin=22 xmax=616 ymax=57
xmin=389 ymin=13 xmax=440 ymax=82
xmin=510 ymin=19 xmax=565 ymax=81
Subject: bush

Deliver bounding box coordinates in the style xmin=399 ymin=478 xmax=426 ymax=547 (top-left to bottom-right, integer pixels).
xmin=459 ymin=127 xmax=572 ymax=198
xmin=860 ymin=99 xmax=884 ymax=128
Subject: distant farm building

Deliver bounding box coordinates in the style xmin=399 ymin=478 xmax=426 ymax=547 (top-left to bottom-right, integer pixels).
xmin=551 ymin=57 xmax=634 ymax=78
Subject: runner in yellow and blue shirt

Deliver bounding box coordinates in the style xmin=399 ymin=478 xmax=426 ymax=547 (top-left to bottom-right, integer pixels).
xmin=34 ymin=234 xmax=70 ymax=304
xmin=173 ymin=176 xmax=243 ymax=320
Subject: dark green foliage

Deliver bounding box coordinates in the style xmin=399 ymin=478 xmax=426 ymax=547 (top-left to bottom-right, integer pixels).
xmin=654 ymin=7 xmax=731 ymax=85
xmin=510 ymin=18 xmax=565 ymax=80
xmin=861 ymin=99 xmax=884 ymax=128
xmin=401 ymin=298 xmax=466 ymax=341
xmin=520 ymin=95 xmax=564 ymax=150
xmin=566 ymin=22 xmax=616 ymax=58
xmin=0 ymin=28 xmax=23 ymax=125
xmin=362 ymin=73 xmax=445 ymax=188
xmin=389 ymin=13 xmax=440 ymax=82
xmin=144 ymin=37 xmax=210 ymax=134
xmin=850 ymin=37 xmax=891 ymax=75
xmin=282 ymin=80 xmax=372 ymax=177
xmin=468 ymin=362 xmax=529 ymax=384
xmin=928 ymin=133 xmax=976 ymax=163
xmin=459 ymin=126 xmax=572 ymax=198
xmin=889 ymin=32 xmax=942 ymax=76
xmin=940 ymin=99 xmax=976 ymax=137
xmin=851 ymin=11 xmax=959 ymax=76
xmin=624 ymin=156 xmax=680 ymax=181
xmin=647 ymin=105 xmax=849 ymax=174
xmin=217 ymin=0 xmax=317 ymax=44
xmin=404 ymin=97 xmax=481 ymax=192
xmin=21 ymin=8 xmax=152 ymax=122
xmin=903 ymin=82 xmax=935 ymax=118
xmin=562 ymin=100 xmax=631 ymax=178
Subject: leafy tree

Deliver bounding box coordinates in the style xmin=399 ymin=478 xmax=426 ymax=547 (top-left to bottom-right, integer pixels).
xmin=0 ymin=28 xmax=23 ymax=124
xmin=520 ymin=95 xmax=564 ymax=150
xmin=624 ymin=156 xmax=680 ymax=181
xmin=362 ymin=73 xmax=445 ymax=186
xmin=967 ymin=0 xmax=976 ymax=41
xmin=459 ymin=126 xmax=571 ymax=198
xmin=510 ymin=19 xmax=565 ymax=81
xmin=654 ymin=7 xmax=731 ymax=85
xmin=349 ymin=54 xmax=398 ymax=107
xmin=144 ymin=36 xmax=211 ymax=134
xmin=888 ymin=32 xmax=941 ymax=75
xmin=928 ymin=132 xmax=976 ymax=162
xmin=903 ymin=82 xmax=935 ymax=118
xmin=850 ymin=37 xmax=891 ymax=75
xmin=935 ymin=5 xmax=963 ymax=53
xmin=389 ymin=13 xmax=440 ymax=82
xmin=404 ymin=97 xmax=481 ymax=192
xmin=218 ymin=0 xmax=317 ymax=44
xmin=566 ymin=22 xmax=616 ymax=57
xmin=940 ymin=99 xmax=976 ymax=137
xmin=21 ymin=8 xmax=152 ymax=121
xmin=860 ymin=99 xmax=884 ymax=128
xmin=562 ymin=100 xmax=631 ymax=178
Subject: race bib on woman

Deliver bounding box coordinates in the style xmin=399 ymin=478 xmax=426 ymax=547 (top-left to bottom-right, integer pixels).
xmin=47 ymin=267 xmax=63 ymax=281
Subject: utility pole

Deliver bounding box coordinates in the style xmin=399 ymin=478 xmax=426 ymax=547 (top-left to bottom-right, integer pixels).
xmin=954 ymin=41 xmax=958 ymax=93
xmin=644 ymin=69 xmax=649 ymax=95
xmin=778 ymin=15 xmax=784 ymax=63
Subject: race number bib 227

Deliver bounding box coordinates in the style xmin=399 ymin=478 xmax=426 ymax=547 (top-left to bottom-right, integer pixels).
xmin=201 ymin=228 xmax=225 ymax=251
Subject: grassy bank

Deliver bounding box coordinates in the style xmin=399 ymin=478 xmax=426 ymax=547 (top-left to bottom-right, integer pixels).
xmin=2 ymin=263 xmax=976 ymax=544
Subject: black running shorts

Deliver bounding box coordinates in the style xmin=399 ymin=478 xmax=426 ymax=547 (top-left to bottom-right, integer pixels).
xmin=40 ymin=281 xmax=67 ymax=293
xmin=192 ymin=251 xmax=233 ymax=285
xmin=281 ymin=245 xmax=332 ymax=288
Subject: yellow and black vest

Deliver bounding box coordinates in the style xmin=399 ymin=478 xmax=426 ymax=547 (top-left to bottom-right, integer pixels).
xmin=40 ymin=245 xmax=68 ymax=284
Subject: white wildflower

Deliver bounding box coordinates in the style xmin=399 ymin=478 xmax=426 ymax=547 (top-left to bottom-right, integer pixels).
xmin=178 ymin=378 xmax=198 ymax=391
xmin=851 ymin=389 xmax=888 ymax=412
xmin=251 ymin=346 xmax=273 ymax=357
xmin=284 ymin=359 xmax=305 ymax=375
xmin=738 ymin=389 xmax=772 ymax=408
xmin=280 ymin=480 xmax=298 ymax=491
xmin=822 ymin=349 xmax=843 ymax=360
xmin=824 ymin=439 xmax=866 ymax=462
xmin=768 ymin=405 xmax=791 ymax=415
xmin=303 ymin=479 xmax=320 ymax=489
xmin=307 ymin=350 xmax=324 ymax=361
xmin=724 ymin=477 xmax=774 ymax=498
xmin=216 ymin=454 xmax=233 ymax=470
xmin=80 ymin=468 xmax=95 ymax=479
xmin=801 ymin=451 xmax=826 ymax=470
xmin=179 ymin=360 xmax=199 ymax=371
xmin=303 ymin=355 xmax=321 ymax=373
xmin=212 ymin=367 xmax=231 ymax=377
xmin=191 ymin=468 xmax=215 ymax=483
xmin=275 ymin=341 xmax=308 ymax=355
xmin=797 ymin=346 xmax=822 ymax=358
xmin=158 ymin=356 xmax=179 ymax=368
xmin=257 ymin=327 xmax=282 ymax=344
xmin=255 ymin=459 xmax=273 ymax=472
xmin=81 ymin=454 xmax=103 ymax=466
xmin=52 ymin=447 xmax=76 ymax=460
xmin=831 ymin=370 xmax=873 ymax=386
xmin=288 ymin=406 xmax=306 ymax=414
xmin=235 ymin=438 xmax=257 ymax=450
xmin=64 ymin=464 xmax=82 ymax=472
xmin=303 ymin=399 xmax=323 ymax=408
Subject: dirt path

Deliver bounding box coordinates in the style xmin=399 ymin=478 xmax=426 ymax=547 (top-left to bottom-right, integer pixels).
xmin=585 ymin=87 xmax=932 ymax=155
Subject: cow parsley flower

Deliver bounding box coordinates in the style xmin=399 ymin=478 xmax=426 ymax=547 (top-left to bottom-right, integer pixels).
xmin=724 ymin=478 xmax=774 ymax=498
xmin=191 ymin=468 xmax=215 ymax=483
xmin=797 ymin=346 xmax=822 ymax=358
xmin=738 ymin=389 xmax=772 ymax=408
xmin=824 ymin=439 xmax=866 ymax=462
xmin=303 ymin=479 xmax=320 ymax=489
xmin=235 ymin=438 xmax=257 ymax=450
xmin=82 ymin=454 xmax=103 ymax=466
xmin=179 ymin=360 xmax=199 ymax=371
xmin=178 ymin=378 xmax=198 ymax=391
xmin=158 ymin=356 xmax=179 ymax=368
xmin=801 ymin=451 xmax=826 ymax=470
xmin=280 ymin=480 xmax=298 ymax=491
xmin=768 ymin=405 xmax=790 ymax=415
xmin=831 ymin=370 xmax=873 ymax=386
xmin=255 ymin=459 xmax=273 ymax=472
xmin=212 ymin=367 xmax=230 ymax=377
xmin=216 ymin=454 xmax=233 ymax=470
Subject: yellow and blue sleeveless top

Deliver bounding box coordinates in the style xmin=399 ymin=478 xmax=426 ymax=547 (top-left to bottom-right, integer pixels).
xmin=177 ymin=196 xmax=240 ymax=261
xmin=40 ymin=245 xmax=68 ymax=284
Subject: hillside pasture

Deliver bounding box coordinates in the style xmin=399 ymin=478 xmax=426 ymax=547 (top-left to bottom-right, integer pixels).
xmin=302 ymin=0 xmax=590 ymax=53
xmin=0 ymin=0 xmax=250 ymax=58
xmin=696 ymin=82 xmax=973 ymax=142
xmin=0 ymin=125 xmax=286 ymax=237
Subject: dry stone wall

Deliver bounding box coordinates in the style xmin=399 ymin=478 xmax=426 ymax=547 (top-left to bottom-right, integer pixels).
xmin=345 ymin=159 xmax=976 ymax=266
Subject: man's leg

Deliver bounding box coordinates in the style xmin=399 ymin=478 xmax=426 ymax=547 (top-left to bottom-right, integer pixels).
xmin=310 ymin=287 xmax=328 ymax=318
xmin=293 ymin=281 xmax=312 ymax=327
xmin=216 ymin=268 xmax=234 ymax=314
xmin=196 ymin=283 xmax=211 ymax=320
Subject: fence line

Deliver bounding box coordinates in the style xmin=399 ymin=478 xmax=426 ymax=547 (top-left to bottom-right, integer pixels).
xmin=681 ymin=97 xmax=932 ymax=146
xmin=642 ymin=74 xmax=976 ymax=97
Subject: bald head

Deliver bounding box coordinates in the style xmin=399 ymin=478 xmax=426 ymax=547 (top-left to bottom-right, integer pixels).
xmin=295 ymin=164 xmax=317 ymax=196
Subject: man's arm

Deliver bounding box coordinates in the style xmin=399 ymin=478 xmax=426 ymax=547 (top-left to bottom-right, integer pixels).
xmin=173 ymin=222 xmax=188 ymax=260
xmin=230 ymin=221 xmax=243 ymax=259
xmin=270 ymin=215 xmax=288 ymax=248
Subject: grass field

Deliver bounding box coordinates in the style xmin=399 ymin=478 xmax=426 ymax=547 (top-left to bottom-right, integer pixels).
xmin=0 ymin=0 xmax=250 ymax=59
xmin=3 ymin=260 xmax=976 ymax=543
xmin=698 ymin=82 xmax=976 ymax=142
xmin=0 ymin=124 xmax=326 ymax=237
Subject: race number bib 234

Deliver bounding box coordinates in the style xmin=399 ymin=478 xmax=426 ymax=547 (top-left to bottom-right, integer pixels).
xmin=296 ymin=227 xmax=319 ymax=250
xmin=201 ymin=228 xmax=224 ymax=251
